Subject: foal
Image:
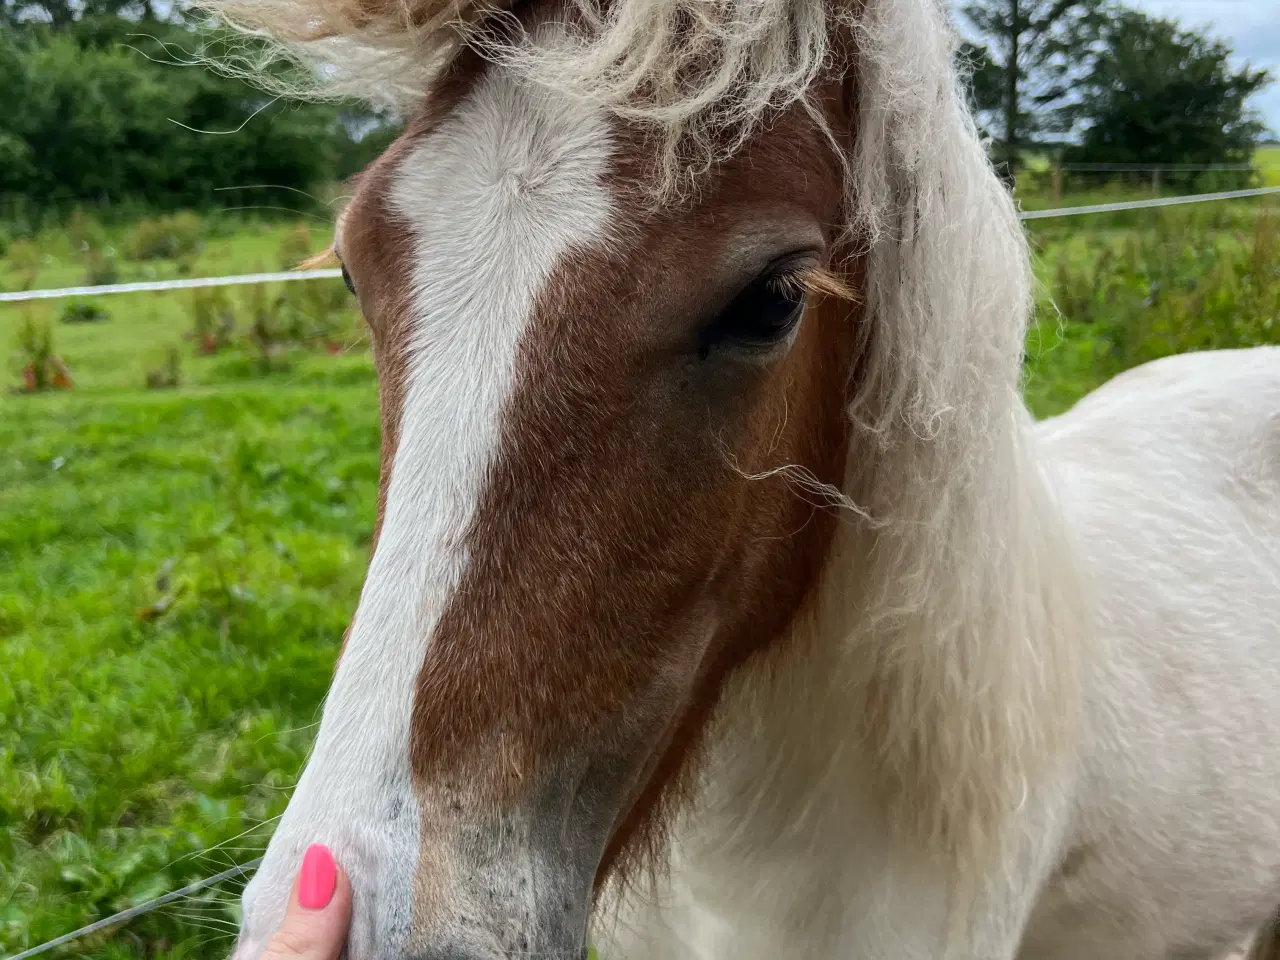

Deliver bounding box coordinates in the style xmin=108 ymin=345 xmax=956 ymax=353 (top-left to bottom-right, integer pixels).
xmin=206 ymin=0 xmax=1280 ymax=956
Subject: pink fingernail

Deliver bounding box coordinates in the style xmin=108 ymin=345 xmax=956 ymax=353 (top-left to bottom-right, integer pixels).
xmin=298 ymin=844 xmax=337 ymax=910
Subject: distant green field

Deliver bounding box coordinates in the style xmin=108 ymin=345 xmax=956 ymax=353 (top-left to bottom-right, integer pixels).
xmin=1013 ymin=146 xmax=1280 ymax=212
xmin=1259 ymin=145 xmax=1280 ymax=186
xmin=2 ymin=193 xmax=1278 ymax=958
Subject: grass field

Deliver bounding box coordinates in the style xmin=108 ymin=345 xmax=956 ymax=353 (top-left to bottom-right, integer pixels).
xmin=1258 ymin=145 xmax=1280 ymax=186
xmin=2 ymin=214 xmax=379 ymax=956
xmin=1033 ymin=199 xmax=1277 ymax=411
xmin=2 ymin=187 xmax=1278 ymax=958
xmin=1012 ymin=145 xmax=1280 ymax=213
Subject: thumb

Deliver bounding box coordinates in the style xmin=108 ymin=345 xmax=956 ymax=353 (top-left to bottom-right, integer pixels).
xmin=260 ymin=844 xmax=352 ymax=960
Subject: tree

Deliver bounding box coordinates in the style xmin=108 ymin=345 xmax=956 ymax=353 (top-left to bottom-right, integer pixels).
xmin=0 ymin=21 xmax=348 ymax=210
xmin=959 ymin=0 xmax=1106 ymax=175
xmin=1064 ymin=10 xmax=1272 ymax=168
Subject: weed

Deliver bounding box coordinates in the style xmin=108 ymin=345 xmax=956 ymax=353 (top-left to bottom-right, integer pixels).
xmin=240 ymin=276 xmax=291 ymax=374
xmin=277 ymin=279 xmax=352 ymax=347
xmin=11 ymin=312 xmax=73 ymax=392
xmin=189 ymin=288 xmax=237 ymax=355
xmin=68 ymin=209 xmax=108 ymax=256
xmin=83 ymin=247 xmax=121 ymax=286
xmin=126 ymin=213 xmax=203 ymax=261
xmin=278 ymin=222 xmax=313 ymax=270
xmin=60 ymin=300 xmax=111 ymax=325
xmin=0 ymin=387 xmax=377 ymax=958
xmin=1041 ymin=205 xmax=1280 ymax=383
xmin=8 ymin=238 xmax=42 ymax=291
xmin=144 ymin=345 xmax=182 ymax=389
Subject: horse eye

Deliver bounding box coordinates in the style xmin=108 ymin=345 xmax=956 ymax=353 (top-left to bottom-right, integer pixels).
xmin=341 ymin=264 xmax=357 ymax=297
xmin=697 ymin=273 xmax=806 ymax=357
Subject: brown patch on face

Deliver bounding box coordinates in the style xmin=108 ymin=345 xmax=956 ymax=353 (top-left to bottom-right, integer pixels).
xmin=398 ymin=71 xmax=867 ymax=898
xmin=600 ymin=282 xmax=867 ymax=884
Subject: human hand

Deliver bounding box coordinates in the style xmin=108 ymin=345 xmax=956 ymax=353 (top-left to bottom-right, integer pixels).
xmin=257 ymin=844 xmax=352 ymax=960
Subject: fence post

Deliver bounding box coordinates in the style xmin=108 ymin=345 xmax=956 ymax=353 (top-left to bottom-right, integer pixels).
xmin=1152 ymin=168 xmax=1162 ymax=197
xmin=1052 ymin=164 xmax=1063 ymax=204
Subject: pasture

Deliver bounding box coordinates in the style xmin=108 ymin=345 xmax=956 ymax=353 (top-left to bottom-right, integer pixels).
xmin=2 ymin=191 xmax=1279 ymax=958
xmin=1258 ymin=145 xmax=1280 ymax=186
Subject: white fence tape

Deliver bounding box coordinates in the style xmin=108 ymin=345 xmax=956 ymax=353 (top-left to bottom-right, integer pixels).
xmin=1 ymin=186 xmax=1277 ymax=305
xmin=0 ymin=268 xmax=342 ymax=304
xmin=1017 ymin=185 xmax=1280 ymax=220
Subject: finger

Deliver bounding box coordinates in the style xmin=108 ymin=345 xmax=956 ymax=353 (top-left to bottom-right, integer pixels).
xmin=260 ymin=844 xmax=352 ymax=960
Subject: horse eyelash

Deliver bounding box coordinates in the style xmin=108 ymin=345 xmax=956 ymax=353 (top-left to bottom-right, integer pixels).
xmin=772 ymin=265 xmax=858 ymax=302
xmin=297 ymin=244 xmax=340 ymax=270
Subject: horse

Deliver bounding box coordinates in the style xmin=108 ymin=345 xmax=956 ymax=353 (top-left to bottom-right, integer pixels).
xmin=203 ymin=0 xmax=1280 ymax=956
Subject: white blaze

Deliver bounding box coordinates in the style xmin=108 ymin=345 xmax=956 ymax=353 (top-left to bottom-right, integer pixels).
xmin=237 ymin=69 xmax=614 ymax=958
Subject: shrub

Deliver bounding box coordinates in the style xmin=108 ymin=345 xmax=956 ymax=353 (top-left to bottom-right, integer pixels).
xmin=277 ymin=279 xmax=352 ymax=346
xmin=144 ymin=345 xmax=182 ymax=389
xmin=279 ymin=222 xmax=313 ymax=270
xmin=189 ymin=287 xmax=237 ymax=355
xmin=67 ymin=209 xmax=107 ymax=255
xmin=0 ymin=24 xmax=350 ymax=210
xmin=234 ymin=275 xmax=357 ymax=372
xmin=12 ymin=312 xmax=72 ymax=392
xmin=82 ymin=247 xmax=119 ymax=286
xmin=59 ymin=299 xmax=110 ymax=324
xmin=240 ymin=279 xmax=291 ymax=373
xmin=126 ymin=212 xmax=203 ymax=261
xmin=8 ymin=238 xmax=41 ymax=291
xmin=1041 ymin=206 xmax=1280 ymax=381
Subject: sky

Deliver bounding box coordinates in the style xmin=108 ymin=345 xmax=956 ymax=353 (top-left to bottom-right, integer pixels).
xmin=1110 ymin=0 xmax=1278 ymax=136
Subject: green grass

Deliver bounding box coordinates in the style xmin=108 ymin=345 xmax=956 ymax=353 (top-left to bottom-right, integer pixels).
xmin=2 ymin=214 xmax=382 ymax=958
xmin=9 ymin=295 xmax=373 ymax=394
xmin=3 ymin=212 xmax=368 ymax=395
xmin=1022 ymin=198 xmax=1280 ymax=416
xmin=0 ymin=215 xmax=333 ymax=295
xmin=1 ymin=385 xmax=382 ymax=957
xmin=1012 ymin=146 xmax=1280 ymax=213
xmin=2 ymin=194 xmax=1278 ymax=958
xmin=1258 ymin=145 xmax=1280 ymax=187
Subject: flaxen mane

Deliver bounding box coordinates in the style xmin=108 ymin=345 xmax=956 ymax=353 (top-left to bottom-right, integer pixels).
xmin=201 ymin=0 xmax=1089 ymax=878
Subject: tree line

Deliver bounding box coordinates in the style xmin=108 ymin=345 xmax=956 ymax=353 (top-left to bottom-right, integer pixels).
xmin=0 ymin=4 xmax=397 ymax=217
xmin=961 ymin=0 xmax=1273 ymax=177
xmin=0 ymin=0 xmax=1273 ymax=216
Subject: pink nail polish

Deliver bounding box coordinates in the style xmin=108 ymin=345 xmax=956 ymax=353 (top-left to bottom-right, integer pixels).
xmin=298 ymin=844 xmax=337 ymax=910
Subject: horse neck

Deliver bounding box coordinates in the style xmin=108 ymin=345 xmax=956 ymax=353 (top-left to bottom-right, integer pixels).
xmin=697 ymin=403 xmax=1091 ymax=878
